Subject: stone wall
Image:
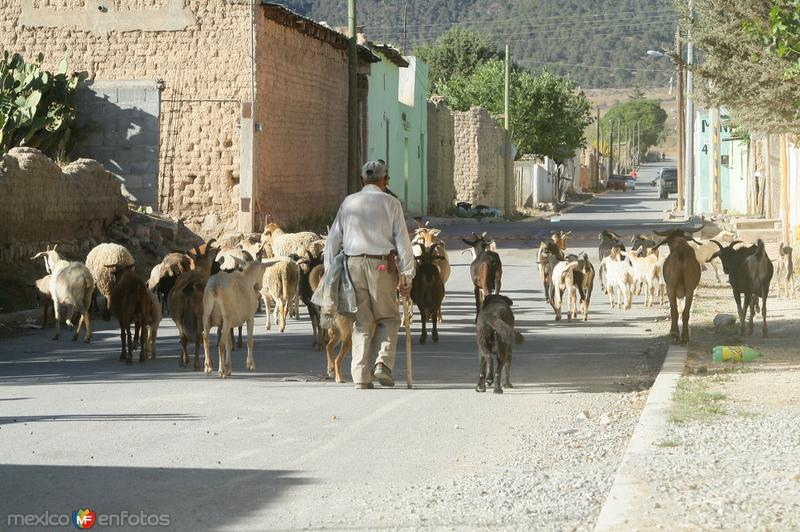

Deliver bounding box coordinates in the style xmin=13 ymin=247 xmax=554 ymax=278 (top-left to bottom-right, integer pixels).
xmin=426 ymin=99 xmax=455 ymax=215
xmin=453 ymin=107 xmax=508 ymax=209
xmin=1 ymin=1 xmax=250 ymax=235
xmin=253 ymin=16 xmax=349 ymax=228
xmin=0 ymin=148 xmax=127 ymax=261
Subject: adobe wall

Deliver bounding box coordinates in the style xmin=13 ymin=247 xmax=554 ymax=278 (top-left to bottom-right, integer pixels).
xmin=453 ymin=107 xmax=507 ymax=208
xmin=1 ymin=0 xmax=249 ymax=236
xmin=0 ymin=148 xmax=127 ymax=261
xmin=426 ymin=99 xmax=455 ymax=215
xmin=253 ymin=16 xmax=349 ymax=229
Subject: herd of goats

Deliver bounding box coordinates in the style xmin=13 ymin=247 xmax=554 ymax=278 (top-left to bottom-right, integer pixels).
xmin=25 ymin=217 xmax=796 ymax=387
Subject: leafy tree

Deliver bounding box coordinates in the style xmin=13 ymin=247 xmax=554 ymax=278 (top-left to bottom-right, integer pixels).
xmin=414 ymin=27 xmax=500 ymax=92
xmin=745 ymin=1 xmax=800 ymax=99
xmin=437 ymin=60 xmax=593 ymax=162
xmin=628 ymin=86 xmax=646 ymax=100
xmin=677 ymin=0 xmax=800 ymax=132
xmin=599 ymin=99 xmax=667 ymax=157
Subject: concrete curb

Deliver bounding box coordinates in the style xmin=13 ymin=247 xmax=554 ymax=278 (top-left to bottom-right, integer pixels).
xmin=593 ymin=343 xmax=688 ymax=531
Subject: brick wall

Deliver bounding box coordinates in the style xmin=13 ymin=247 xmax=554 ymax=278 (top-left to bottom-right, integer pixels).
xmin=253 ymin=16 xmax=349 ymax=229
xmin=1 ymin=0 xmax=250 ymax=236
xmin=426 ymin=99 xmax=455 ymax=215
xmin=453 ymin=107 xmax=507 ymax=208
xmin=0 ymin=148 xmax=127 ymax=261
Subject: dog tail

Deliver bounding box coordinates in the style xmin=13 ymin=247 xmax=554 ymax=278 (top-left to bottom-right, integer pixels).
xmin=488 ymin=317 xmax=520 ymax=346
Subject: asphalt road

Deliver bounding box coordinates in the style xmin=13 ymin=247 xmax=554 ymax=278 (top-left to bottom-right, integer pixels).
xmin=1 ymin=162 xmax=679 ymax=531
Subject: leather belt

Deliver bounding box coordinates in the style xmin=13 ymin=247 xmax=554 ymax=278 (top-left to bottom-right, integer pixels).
xmin=347 ymin=253 xmax=391 ymax=260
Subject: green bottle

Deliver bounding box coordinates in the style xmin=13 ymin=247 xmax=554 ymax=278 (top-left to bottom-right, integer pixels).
xmin=712 ymin=345 xmax=762 ymax=363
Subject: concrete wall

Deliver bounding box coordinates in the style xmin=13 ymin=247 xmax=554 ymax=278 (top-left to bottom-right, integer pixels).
xmin=253 ymin=16 xmax=349 ymax=229
xmin=2 ymin=0 xmax=251 ymax=236
xmin=397 ymin=57 xmax=428 ymax=216
xmin=453 ymin=107 xmax=508 ymax=209
xmin=426 ymin=99 xmax=455 ymax=215
xmin=0 ymin=148 xmax=127 ymax=261
xmin=76 ymin=80 xmax=160 ymax=207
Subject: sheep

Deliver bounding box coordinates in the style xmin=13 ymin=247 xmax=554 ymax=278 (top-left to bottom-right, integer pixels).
xmin=259 ymin=256 xmax=300 ymax=333
xmin=169 ymin=244 xmax=219 ymax=370
xmin=776 ymin=243 xmax=795 ymax=298
xmin=262 ymin=222 xmax=321 ymax=259
xmin=31 ymin=245 xmax=95 ymax=342
xmin=600 ymin=246 xmax=634 ymax=310
xmin=653 ymin=226 xmax=704 ymax=343
xmin=107 ymin=265 xmax=152 ymax=364
xmin=628 ymin=247 xmax=662 ymax=307
xmin=689 ymin=230 xmax=735 ymax=283
xmin=85 ymin=243 xmax=135 ymax=319
xmin=710 ymin=239 xmax=774 ymax=337
xmin=202 ymin=260 xmax=269 ymax=378
xmin=410 ymin=243 xmax=446 ymax=344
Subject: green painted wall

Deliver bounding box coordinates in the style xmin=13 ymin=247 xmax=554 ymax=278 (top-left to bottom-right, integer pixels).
xmin=366 ymin=51 xmax=428 ymax=215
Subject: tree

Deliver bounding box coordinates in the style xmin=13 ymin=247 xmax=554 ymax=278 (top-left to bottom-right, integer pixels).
xmin=745 ymin=1 xmax=800 ymax=95
xmin=677 ymin=0 xmax=800 ymax=132
xmin=437 ymin=60 xmax=593 ymax=163
xmin=599 ymin=99 xmax=667 ymax=158
xmin=414 ymin=27 xmax=500 ymax=92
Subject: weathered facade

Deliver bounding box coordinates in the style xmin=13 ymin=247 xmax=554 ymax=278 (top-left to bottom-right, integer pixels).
xmin=426 ymin=98 xmax=455 ymax=215
xmin=2 ymin=1 xmax=375 ymax=236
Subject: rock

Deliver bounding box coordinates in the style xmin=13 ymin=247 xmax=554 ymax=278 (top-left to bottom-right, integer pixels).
xmin=598 ymin=413 xmax=612 ymax=426
xmin=558 ymin=428 xmax=578 ymax=436
xmin=714 ymin=314 xmax=736 ymax=330
xmin=576 ymin=411 xmax=590 ymax=422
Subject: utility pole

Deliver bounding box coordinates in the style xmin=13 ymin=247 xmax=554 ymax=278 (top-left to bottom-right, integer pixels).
xmin=676 ymin=28 xmax=685 ymax=211
xmin=636 ymin=121 xmax=640 ymax=166
xmin=709 ymin=107 xmax=721 ymax=213
xmin=608 ymin=118 xmax=614 ymax=178
xmin=401 ymin=4 xmax=408 ymax=55
xmin=504 ymin=44 xmax=510 ymax=130
xmin=347 ymin=0 xmax=359 ymax=194
xmin=684 ymin=0 xmax=695 ymax=219
xmin=616 ymin=118 xmax=621 ymax=173
xmin=594 ymin=106 xmax=600 ymax=190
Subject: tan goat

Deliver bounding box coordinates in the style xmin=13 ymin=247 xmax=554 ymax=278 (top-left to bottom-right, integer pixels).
xmin=628 ymin=247 xmax=662 ymax=307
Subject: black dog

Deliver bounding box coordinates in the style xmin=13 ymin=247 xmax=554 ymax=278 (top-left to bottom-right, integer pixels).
xmin=475 ymin=294 xmax=524 ymax=394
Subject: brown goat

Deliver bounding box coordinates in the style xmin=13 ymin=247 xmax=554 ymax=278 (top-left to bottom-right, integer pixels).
xmin=169 ymin=244 xmax=219 ymax=370
xmin=551 ymin=230 xmax=572 ymax=251
xmin=107 ymin=266 xmax=152 ymax=364
xmin=653 ymin=226 xmax=703 ymax=343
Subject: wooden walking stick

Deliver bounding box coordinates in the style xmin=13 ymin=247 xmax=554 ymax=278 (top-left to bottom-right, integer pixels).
xmin=401 ymin=273 xmax=413 ymax=389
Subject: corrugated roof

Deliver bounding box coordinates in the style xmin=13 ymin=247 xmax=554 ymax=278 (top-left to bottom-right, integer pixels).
xmin=261 ymin=3 xmax=379 ymax=63
xmin=369 ymin=43 xmax=409 ymax=68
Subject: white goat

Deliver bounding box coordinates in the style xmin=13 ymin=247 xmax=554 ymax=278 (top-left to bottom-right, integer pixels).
xmin=260 ymin=257 xmax=300 ymax=332
xmin=202 ymin=261 xmax=268 ymax=378
xmin=31 ymin=245 xmax=95 ymax=342
xmin=690 ymin=230 xmax=735 ymax=282
xmin=601 ymin=247 xmax=633 ymax=310
xmin=628 ymin=247 xmax=662 ymax=307
xmin=551 ymin=259 xmax=580 ymax=320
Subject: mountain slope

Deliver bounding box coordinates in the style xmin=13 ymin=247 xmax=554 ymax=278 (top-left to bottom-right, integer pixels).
xmin=281 ymin=0 xmax=677 ymax=89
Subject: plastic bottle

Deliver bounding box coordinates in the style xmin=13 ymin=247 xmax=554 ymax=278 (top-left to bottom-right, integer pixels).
xmin=712 ymin=345 xmax=762 ymax=363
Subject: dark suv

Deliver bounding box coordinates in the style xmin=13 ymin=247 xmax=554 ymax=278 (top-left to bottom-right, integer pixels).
xmin=657 ymin=168 xmax=678 ymax=199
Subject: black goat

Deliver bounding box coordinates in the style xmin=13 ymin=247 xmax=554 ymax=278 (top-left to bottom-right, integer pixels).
xmin=710 ymin=239 xmax=773 ymax=337
xmin=295 ymin=252 xmax=325 ymax=351
xmin=598 ymin=229 xmax=626 ymax=291
xmin=475 ymin=294 xmax=523 ymax=394
xmin=410 ymin=243 xmax=446 ymax=344
xmin=462 ymin=232 xmax=502 ymax=320
xmin=631 ymin=233 xmax=659 ymax=258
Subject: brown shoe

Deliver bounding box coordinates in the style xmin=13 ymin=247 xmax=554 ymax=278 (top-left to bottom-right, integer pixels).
xmin=373 ymin=363 xmax=394 ymax=387
xmin=354 ymin=383 xmax=374 ymax=390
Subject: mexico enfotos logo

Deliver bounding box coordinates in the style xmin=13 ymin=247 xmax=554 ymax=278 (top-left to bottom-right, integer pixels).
xmin=6 ymin=508 xmax=170 ymax=528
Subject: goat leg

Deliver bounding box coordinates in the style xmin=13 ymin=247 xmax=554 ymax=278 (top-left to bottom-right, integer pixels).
xmin=73 ymin=314 xmax=84 ymax=342
xmin=125 ymin=323 xmax=133 ymax=365
xmin=485 ymin=355 xmax=494 ymax=387
xmin=680 ymin=292 xmax=693 ymax=344
xmin=431 ymin=308 xmax=439 ymax=343
xmin=139 ymin=322 xmax=148 ymax=363
xmin=473 ymin=287 xmax=482 ymax=323
xmin=419 ymin=309 xmax=427 ymax=344
xmin=668 ymin=295 xmax=680 ymax=343
xmin=734 ymin=290 xmax=746 ymax=336
xmin=52 ymin=295 xmax=61 ymax=340
xmin=246 ymin=318 xmax=256 ymax=371
xmin=119 ymin=324 xmax=127 ymax=361
xmin=760 ymin=289 xmax=768 ymax=337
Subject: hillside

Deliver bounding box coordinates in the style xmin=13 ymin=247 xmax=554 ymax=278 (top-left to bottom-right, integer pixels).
xmin=282 ymin=0 xmax=677 ymax=89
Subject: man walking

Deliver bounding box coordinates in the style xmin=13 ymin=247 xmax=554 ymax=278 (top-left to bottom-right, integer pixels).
xmin=324 ymin=160 xmax=415 ymax=389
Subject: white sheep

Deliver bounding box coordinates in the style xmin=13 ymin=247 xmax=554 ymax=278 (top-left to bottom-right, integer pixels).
xmin=260 ymin=256 xmax=300 ymax=333
xmin=31 ymin=245 xmax=95 ymax=342
xmin=85 ymin=243 xmax=135 ymax=318
xmin=601 ymin=248 xmax=633 ymax=310
xmin=262 ymin=222 xmax=321 ymax=258
xmin=202 ymin=261 xmax=269 ymax=378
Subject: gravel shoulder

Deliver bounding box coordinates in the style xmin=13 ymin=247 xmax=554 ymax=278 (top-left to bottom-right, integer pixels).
xmin=613 ymin=271 xmax=800 ymax=531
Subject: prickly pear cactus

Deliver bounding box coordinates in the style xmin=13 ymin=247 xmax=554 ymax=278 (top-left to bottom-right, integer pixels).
xmin=0 ymin=51 xmax=88 ymax=159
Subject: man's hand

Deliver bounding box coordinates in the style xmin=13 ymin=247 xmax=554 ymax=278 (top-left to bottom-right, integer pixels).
xmin=398 ymin=278 xmax=412 ymax=298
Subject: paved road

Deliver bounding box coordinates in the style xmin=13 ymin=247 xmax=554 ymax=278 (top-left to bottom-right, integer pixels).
xmin=1 ymin=163 xmax=678 ymax=531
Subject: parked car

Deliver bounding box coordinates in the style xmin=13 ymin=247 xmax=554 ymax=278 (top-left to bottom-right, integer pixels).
xmin=657 ymin=167 xmax=678 ymax=198
xmin=606 ymin=175 xmax=628 ymax=191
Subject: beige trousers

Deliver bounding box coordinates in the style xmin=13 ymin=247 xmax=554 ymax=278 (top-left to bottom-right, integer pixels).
xmin=346 ymin=256 xmax=401 ymax=384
